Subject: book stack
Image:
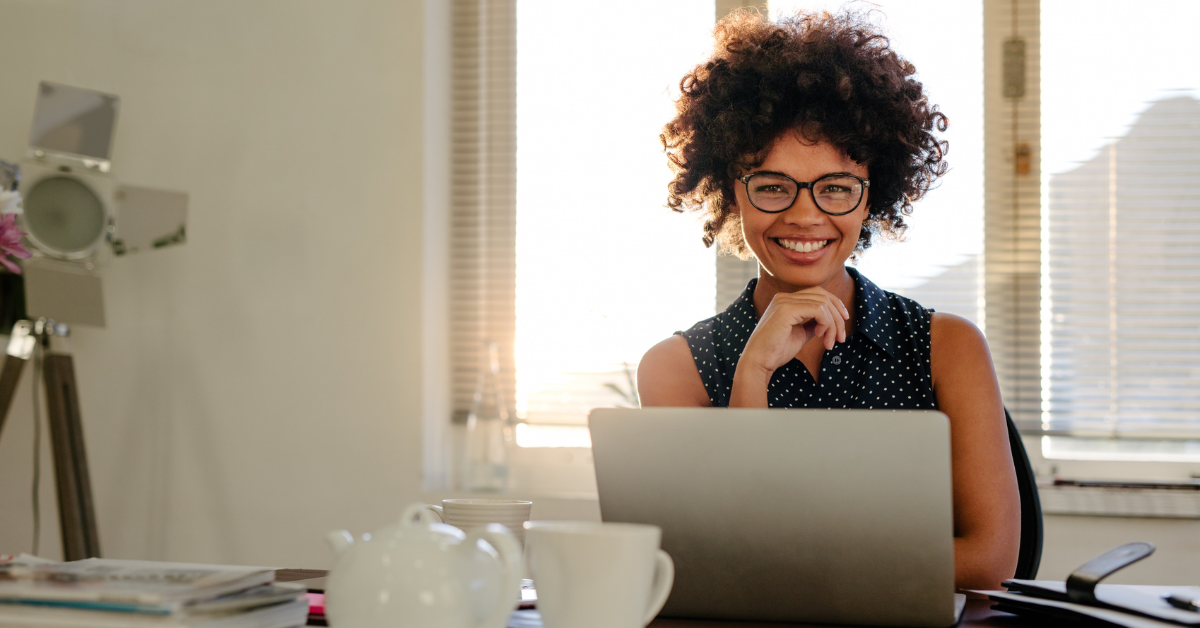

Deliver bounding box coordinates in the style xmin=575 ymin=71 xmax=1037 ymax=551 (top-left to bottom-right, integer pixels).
xmin=0 ymin=556 xmax=308 ymax=628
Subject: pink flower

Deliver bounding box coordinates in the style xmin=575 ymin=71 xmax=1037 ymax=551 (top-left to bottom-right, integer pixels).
xmin=0 ymin=213 xmax=32 ymax=274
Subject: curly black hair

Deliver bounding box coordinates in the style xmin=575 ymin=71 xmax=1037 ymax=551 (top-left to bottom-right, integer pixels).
xmin=662 ymin=8 xmax=949 ymax=258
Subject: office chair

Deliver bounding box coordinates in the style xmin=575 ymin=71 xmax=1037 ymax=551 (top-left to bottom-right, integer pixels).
xmin=1005 ymin=407 xmax=1043 ymax=579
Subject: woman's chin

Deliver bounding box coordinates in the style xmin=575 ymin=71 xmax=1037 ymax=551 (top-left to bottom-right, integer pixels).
xmin=758 ymin=255 xmax=854 ymax=292
xmin=755 ymin=246 xmax=847 ymax=289
xmin=759 ymin=264 xmax=843 ymax=291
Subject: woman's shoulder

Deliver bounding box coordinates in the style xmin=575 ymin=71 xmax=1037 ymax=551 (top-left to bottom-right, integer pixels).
xmin=926 ymin=310 xmax=993 ymax=395
xmin=929 ymin=311 xmax=989 ymax=359
xmin=638 ymin=280 xmax=758 ymax=408
xmin=637 ymin=335 xmax=711 ymax=407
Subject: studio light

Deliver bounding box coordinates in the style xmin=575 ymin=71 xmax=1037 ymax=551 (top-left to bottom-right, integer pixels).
xmin=0 ymin=81 xmax=190 ymax=560
xmin=10 ymin=82 xmax=188 ymax=328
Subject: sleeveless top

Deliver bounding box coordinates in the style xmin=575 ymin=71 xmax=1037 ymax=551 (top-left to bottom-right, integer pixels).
xmin=677 ymin=267 xmax=937 ymax=409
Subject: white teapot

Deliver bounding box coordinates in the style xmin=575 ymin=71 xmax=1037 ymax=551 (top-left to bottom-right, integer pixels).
xmin=325 ymin=503 xmax=522 ymax=628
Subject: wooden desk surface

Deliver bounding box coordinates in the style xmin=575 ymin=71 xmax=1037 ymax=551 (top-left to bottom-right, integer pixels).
xmin=278 ymin=570 xmax=1054 ymax=628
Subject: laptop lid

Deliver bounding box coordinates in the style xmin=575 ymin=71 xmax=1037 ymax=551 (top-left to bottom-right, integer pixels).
xmin=589 ymin=408 xmax=957 ymax=628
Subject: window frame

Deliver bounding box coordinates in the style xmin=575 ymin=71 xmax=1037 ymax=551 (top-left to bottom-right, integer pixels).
xmin=424 ymin=0 xmax=1199 ymax=495
xmin=986 ymin=0 xmax=1200 ymax=475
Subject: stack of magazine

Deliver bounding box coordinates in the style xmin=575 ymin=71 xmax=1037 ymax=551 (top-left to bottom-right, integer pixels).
xmin=0 ymin=555 xmax=308 ymax=627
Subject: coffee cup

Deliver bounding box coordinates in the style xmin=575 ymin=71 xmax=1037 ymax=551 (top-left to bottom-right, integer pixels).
xmin=424 ymin=499 xmax=534 ymax=547
xmin=524 ymin=521 xmax=674 ymax=628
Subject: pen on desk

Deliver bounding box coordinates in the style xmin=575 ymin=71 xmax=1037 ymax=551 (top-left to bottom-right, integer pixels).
xmin=1164 ymin=593 xmax=1200 ymax=612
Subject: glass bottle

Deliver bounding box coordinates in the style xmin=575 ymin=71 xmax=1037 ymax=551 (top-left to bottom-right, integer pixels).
xmin=463 ymin=341 xmax=511 ymax=491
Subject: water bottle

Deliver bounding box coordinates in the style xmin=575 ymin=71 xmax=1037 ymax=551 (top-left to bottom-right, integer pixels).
xmin=463 ymin=341 xmax=511 ymax=491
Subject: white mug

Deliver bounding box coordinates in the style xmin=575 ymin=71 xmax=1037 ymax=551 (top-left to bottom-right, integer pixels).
xmin=424 ymin=499 xmax=534 ymax=547
xmin=524 ymin=521 xmax=674 ymax=628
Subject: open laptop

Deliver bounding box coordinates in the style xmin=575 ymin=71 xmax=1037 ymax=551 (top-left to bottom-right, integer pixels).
xmin=588 ymin=408 xmax=966 ymax=628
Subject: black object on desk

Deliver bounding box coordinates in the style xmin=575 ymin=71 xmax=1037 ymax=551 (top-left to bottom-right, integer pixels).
xmin=993 ymin=542 xmax=1200 ymax=627
xmin=1065 ymin=542 xmax=1156 ymax=605
xmin=1165 ymin=593 xmax=1200 ymax=613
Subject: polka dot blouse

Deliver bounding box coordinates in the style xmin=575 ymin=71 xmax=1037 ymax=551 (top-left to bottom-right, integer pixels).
xmin=677 ymin=267 xmax=937 ymax=410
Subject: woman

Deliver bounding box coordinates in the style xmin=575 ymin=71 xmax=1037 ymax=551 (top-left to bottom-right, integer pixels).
xmin=638 ymin=9 xmax=1020 ymax=591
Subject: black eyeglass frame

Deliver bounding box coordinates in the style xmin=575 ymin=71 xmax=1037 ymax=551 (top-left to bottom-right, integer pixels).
xmin=737 ymin=171 xmax=871 ymax=216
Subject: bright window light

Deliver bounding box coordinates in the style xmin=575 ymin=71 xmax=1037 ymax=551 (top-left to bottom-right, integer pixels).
xmin=1042 ymin=436 xmax=1200 ymax=464
xmin=1040 ymin=0 xmax=1200 ymax=445
xmin=515 ymin=0 xmax=717 ymax=443
xmin=516 ymin=1 xmax=984 ymax=447
xmin=515 ymin=423 xmax=592 ymax=449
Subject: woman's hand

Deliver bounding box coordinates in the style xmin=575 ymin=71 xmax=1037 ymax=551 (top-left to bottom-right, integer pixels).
xmin=743 ymin=287 xmax=850 ymax=373
xmin=730 ymin=287 xmax=850 ymax=407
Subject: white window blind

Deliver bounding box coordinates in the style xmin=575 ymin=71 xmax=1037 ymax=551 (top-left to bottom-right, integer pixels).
xmin=1040 ymin=0 xmax=1200 ymax=438
xmin=449 ymin=0 xmax=518 ymax=424
xmin=716 ymin=254 xmax=760 ymax=312
xmin=983 ymin=0 xmax=1041 ymax=426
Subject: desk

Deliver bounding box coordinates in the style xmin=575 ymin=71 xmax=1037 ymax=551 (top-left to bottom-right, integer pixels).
xmin=277 ymin=570 xmax=1053 ymax=628
xmin=647 ymin=601 xmax=1053 ymax=627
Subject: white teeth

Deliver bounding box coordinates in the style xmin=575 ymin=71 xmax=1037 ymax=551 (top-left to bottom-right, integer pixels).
xmin=778 ymin=239 xmax=828 ymax=253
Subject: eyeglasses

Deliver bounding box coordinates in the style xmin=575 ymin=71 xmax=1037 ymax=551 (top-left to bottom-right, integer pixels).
xmin=738 ymin=171 xmax=870 ymax=216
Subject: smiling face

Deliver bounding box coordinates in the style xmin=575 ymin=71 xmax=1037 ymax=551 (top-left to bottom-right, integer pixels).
xmin=733 ymin=132 xmax=869 ymax=294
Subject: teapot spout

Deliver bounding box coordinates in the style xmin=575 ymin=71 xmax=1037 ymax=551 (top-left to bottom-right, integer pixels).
xmin=326 ymin=530 xmax=354 ymax=556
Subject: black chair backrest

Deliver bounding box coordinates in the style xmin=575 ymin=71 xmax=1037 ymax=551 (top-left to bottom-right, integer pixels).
xmin=1005 ymin=407 xmax=1043 ymax=579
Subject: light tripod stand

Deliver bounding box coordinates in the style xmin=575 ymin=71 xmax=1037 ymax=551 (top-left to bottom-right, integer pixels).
xmin=0 ymin=319 xmax=100 ymax=561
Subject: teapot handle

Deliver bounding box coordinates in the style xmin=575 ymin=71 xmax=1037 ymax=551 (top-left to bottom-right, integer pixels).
xmin=465 ymin=524 xmax=522 ymax=628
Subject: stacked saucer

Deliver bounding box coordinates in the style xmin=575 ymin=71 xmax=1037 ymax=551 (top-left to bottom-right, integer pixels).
xmin=430 ymin=499 xmax=534 ymax=547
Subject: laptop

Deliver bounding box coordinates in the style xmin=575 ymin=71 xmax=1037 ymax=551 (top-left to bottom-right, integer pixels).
xmin=588 ymin=408 xmax=966 ymax=628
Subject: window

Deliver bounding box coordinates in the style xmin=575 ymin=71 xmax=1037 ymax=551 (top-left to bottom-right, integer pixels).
xmin=514 ymin=0 xmax=986 ymax=450
xmin=1039 ymin=0 xmax=1200 ymax=459
xmin=442 ymin=0 xmax=1200 ymax=482
xmin=513 ymin=0 xmax=717 ymax=447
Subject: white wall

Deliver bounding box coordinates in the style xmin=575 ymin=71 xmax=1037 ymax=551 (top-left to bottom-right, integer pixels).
xmin=0 ymin=0 xmax=428 ymax=569
xmin=1041 ymin=515 xmax=1200 ymax=584
xmin=1024 ymin=437 xmax=1200 ymax=583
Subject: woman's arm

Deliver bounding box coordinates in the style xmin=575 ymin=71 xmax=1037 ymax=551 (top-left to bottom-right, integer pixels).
xmin=637 ymin=336 xmax=712 ymax=407
xmin=930 ymin=312 xmax=1021 ymax=591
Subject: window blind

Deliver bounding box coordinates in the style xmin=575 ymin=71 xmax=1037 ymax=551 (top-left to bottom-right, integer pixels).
xmin=897 ymin=255 xmax=983 ymax=328
xmin=716 ymin=253 xmax=760 ymax=311
xmin=1045 ymin=98 xmax=1200 ymax=437
xmin=449 ymin=0 xmax=518 ymax=423
xmin=983 ymin=0 xmax=1042 ymax=427
xmin=1039 ymin=0 xmax=1200 ymax=439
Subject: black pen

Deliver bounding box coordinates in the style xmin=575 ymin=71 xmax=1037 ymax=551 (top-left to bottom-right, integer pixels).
xmin=1164 ymin=593 xmax=1200 ymax=613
